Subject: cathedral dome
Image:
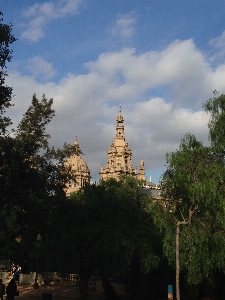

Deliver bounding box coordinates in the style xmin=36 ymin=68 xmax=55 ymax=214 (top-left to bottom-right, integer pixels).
xmin=69 ymin=154 xmax=89 ymax=173
xmin=64 ymin=138 xmax=90 ymax=197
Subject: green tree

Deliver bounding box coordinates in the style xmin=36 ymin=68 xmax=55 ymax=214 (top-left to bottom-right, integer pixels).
xmin=0 ymin=94 xmax=77 ymax=264
xmin=44 ymin=176 xmax=160 ymax=300
xmin=151 ymin=134 xmax=225 ymax=300
xmin=0 ymin=12 xmax=82 ymax=276
xmin=0 ymin=11 xmax=16 ymax=134
xmin=204 ymin=94 xmax=225 ymax=153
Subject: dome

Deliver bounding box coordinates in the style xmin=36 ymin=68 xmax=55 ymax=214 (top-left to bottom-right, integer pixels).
xmin=64 ymin=139 xmax=90 ymax=197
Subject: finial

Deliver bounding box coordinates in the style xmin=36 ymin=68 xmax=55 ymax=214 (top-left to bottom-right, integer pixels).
xmin=74 ymin=136 xmax=79 ymax=147
xmin=119 ymin=104 xmax=122 ymax=113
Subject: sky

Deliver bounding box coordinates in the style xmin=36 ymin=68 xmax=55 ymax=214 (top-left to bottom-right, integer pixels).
xmin=2 ymin=0 xmax=225 ymax=183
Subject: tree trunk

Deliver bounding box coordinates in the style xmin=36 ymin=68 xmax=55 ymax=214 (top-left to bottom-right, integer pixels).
xmin=128 ymin=248 xmax=142 ymax=300
xmin=102 ymin=276 xmax=118 ymax=300
xmin=175 ymin=206 xmax=196 ymax=299
xmin=77 ymin=253 xmax=92 ymax=300
xmin=78 ymin=273 xmax=89 ymax=300
xmin=176 ymin=223 xmax=180 ymax=300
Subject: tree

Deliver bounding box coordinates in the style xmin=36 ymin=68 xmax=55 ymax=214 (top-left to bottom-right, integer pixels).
xmin=0 ymin=94 xmax=77 ymax=264
xmin=43 ymin=176 xmax=160 ymax=300
xmin=0 ymin=11 xmax=16 ymax=134
xmin=151 ymin=134 xmax=225 ymax=300
xmin=204 ymin=94 xmax=225 ymax=153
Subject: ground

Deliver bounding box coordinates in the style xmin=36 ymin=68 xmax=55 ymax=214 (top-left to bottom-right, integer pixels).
xmin=12 ymin=283 xmax=103 ymax=300
xmin=5 ymin=279 xmax=126 ymax=300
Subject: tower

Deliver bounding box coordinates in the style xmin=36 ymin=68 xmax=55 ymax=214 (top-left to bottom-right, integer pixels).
xmin=99 ymin=107 xmax=146 ymax=181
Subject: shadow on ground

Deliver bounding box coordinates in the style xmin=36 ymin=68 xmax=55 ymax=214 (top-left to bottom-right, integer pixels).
xmin=15 ymin=278 xmax=127 ymax=300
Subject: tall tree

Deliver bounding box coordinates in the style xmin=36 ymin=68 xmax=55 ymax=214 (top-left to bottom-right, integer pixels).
xmin=204 ymin=94 xmax=225 ymax=153
xmin=0 ymin=11 xmax=16 ymax=134
xmin=151 ymin=134 xmax=225 ymax=300
xmin=0 ymin=94 xmax=77 ymax=263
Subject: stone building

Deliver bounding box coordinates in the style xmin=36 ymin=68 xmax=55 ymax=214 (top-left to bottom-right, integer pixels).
xmin=65 ymin=108 xmax=160 ymax=196
xmin=64 ymin=137 xmax=91 ymax=197
xmin=99 ymin=107 xmax=147 ymax=182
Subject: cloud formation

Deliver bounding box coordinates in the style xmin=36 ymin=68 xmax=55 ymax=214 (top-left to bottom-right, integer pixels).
xmin=26 ymin=56 xmax=56 ymax=80
xmin=111 ymin=12 xmax=136 ymax=40
xmin=6 ymin=38 xmax=225 ymax=182
xmin=85 ymin=40 xmax=213 ymax=109
xmin=21 ymin=0 xmax=85 ymax=42
xmin=209 ymin=31 xmax=225 ymax=62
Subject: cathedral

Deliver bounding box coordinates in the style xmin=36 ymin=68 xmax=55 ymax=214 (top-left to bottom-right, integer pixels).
xmin=65 ymin=108 xmax=153 ymax=196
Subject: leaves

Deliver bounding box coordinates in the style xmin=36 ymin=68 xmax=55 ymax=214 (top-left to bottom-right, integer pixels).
xmin=44 ymin=176 xmax=161 ymax=278
xmin=204 ymin=94 xmax=225 ymax=153
xmin=0 ymin=94 xmax=78 ymax=264
xmin=152 ymin=134 xmax=225 ymax=285
xmin=0 ymin=11 xmax=16 ymax=132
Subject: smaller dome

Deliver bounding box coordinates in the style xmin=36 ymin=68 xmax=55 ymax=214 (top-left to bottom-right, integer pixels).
xmin=64 ymin=139 xmax=91 ymax=197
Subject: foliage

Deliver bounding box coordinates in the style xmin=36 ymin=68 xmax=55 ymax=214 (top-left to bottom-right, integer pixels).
xmin=0 ymin=12 xmax=80 ymax=274
xmin=0 ymin=11 xmax=16 ymax=134
xmin=75 ymin=177 xmax=160 ymax=276
xmin=151 ymin=134 xmax=225 ymax=285
xmin=0 ymin=94 xmax=77 ymax=264
xmin=204 ymin=94 xmax=225 ymax=153
xmin=42 ymin=176 xmax=161 ymax=300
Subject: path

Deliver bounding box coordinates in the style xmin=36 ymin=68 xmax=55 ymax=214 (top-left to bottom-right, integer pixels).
xmin=3 ymin=278 xmax=125 ymax=300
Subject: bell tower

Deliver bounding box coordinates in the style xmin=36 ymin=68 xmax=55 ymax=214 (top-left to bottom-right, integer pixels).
xmin=99 ymin=107 xmax=146 ymax=181
xmin=116 ymin=106 xmax=124 ymax=139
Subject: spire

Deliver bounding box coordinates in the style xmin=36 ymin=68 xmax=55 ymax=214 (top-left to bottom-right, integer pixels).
xmin=74 ymin=136 xmax=80 ymax=149
xmin=117 ymin=105 xmax=124 ymax=124
xmin=100 ymin=107 xmax=134 ymax=181
xmin=116 ymin=106 xmax=124 ymax=139
xmin=139 ymin=159 xmax=146 ymax=181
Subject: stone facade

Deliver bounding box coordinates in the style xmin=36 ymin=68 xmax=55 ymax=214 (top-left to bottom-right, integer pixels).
xmin=99 ymin=108 xmax=146 ymax=181
xmin=64 ymin=138 xmax=91 ymax=197
xmin=64 ymin=108 xmax=160 ymax=196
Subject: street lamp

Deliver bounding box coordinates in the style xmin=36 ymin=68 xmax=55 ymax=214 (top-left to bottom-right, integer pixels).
xmin=33 ymin=234 xmax=41 ymax=289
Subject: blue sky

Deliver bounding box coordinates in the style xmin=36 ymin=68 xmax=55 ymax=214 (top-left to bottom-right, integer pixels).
xmin=2 ymin=0 xmax=225 ymax=183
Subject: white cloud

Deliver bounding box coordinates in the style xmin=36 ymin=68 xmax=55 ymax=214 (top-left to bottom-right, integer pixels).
xmin=111 ymin=12 xmax=136 ymax=40
xmin=6 ymin=38 xmax=225 ymax=182
xmin=26 ymin=56 xmax=56 ymax=80
xmin=85 ymin=40 xmax=213 ymax=108
xmin=209 ymin=31 xmax=225 ymax=61
xmin=124 ymin=98 xmax=209 ymax=165
xmin=21 ymin=0 xmax=85 ymax=42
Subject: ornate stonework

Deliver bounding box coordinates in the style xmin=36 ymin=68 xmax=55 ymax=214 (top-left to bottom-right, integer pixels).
xmin=99 ymin=108 xmax=146 ymax=181
xmin=64 ymin=137 xmax=91 ymax=197
xmin=65 ymin=108 xmax=152 ymax=196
